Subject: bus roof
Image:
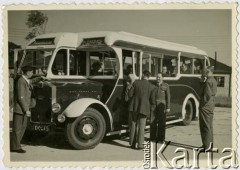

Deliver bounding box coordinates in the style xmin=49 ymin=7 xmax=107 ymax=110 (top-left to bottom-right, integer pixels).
xmin=26 ymin=31 xmax=207 ymax=56
xmin=77 ymin=31 xmax=207 ymax=56
xmin=26 ymin=32 xmax=78 ymax=49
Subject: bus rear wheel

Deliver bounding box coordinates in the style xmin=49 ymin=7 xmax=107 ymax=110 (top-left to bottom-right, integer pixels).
xmin=181 ymin=100 xmax=193 ymax=126
xmin=66 ymin=108 xmax=106 ymax=150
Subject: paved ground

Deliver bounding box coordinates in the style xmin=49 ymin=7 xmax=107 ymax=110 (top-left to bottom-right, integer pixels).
xmin=9 ymin=107 xmax=232 ymax=167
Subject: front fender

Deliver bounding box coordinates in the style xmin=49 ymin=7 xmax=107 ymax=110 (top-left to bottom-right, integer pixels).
xmin=63 ymin=98 xmax=107 ymax=117
xmin=62 ymin=98 xmax=113 ymax=127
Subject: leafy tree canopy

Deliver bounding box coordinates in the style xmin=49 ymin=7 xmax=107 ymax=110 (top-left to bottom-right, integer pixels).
xmin=25 ymin=10 xmax=48 ymax=41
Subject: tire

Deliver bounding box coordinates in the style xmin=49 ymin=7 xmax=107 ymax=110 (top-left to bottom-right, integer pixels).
xmin=181 ymin=100 xmax=193 ymax=126
xmin=66 ymin=108 xmax=106 ymax=150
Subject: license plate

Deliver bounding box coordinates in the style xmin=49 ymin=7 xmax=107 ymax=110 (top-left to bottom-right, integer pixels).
xmin=32 ymin=124 xmax=50 ymax=132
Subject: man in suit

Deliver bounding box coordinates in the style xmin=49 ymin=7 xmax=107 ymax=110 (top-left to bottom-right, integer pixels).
xmin=199 ymin=66 xmax=217 ymax=151
xmin=150 ymin=73 xmax=170 ymax=143
xmin=11 ymin=66 xmax=43 ymax=153
xmin=128 ymin=70 xmax=154 ymax=149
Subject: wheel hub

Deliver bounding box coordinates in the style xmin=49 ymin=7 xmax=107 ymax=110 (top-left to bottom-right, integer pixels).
xmin=82 ymin=124 xmax=93 ymax=135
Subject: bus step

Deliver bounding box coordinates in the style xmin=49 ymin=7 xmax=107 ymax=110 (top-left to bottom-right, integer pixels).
xmin=106 ymin=125 xmax=150 ymax=136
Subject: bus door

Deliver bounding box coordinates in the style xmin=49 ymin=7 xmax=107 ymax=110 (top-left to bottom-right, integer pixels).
xmin=110 ymin=49 xmax=140 ymax=127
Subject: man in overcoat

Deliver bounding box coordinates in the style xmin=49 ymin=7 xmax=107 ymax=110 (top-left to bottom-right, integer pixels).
xmin=199 ymin=66 xmax=217 ymax=151
xmin=11 ymin=66 xmax=43 ymax=153
xmin=128 ymin=70 xmax=154 ymax=149
xmin=150 ymin=73 xmax=170 ymax=143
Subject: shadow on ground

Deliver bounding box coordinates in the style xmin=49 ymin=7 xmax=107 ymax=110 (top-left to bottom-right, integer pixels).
xmin=10 ymin=131 xmax=75 ymax=150
xmin=9 ymin=123 xmax=191 ymax=151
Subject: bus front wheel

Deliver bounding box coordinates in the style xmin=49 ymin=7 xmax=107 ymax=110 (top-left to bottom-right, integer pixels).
xmin=66 ymin=108 xmax=106 ymax=150
xmin=181 ymin=100 xmax=193 ymax=126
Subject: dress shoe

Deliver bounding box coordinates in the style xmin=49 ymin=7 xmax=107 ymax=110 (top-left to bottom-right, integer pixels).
xmin=130 ymin=145 xmax=136 ymax=149
xmin=11 ymin=149 xmax=26 ymax=153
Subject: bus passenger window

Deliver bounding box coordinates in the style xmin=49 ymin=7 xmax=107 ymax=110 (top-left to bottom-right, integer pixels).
xmin=180 ymin=56 xmax=192 ymax=74
xmin=90 ymin=53 xmax=103 ymax=76
xmin=163 ymin=55 xmax=178 ymax=77
xmin=122 ymin=50 xmax=133 ymax=78
xmin=89 ymin=51 xmax=117 ymax=76
xmin=122 ymin=50 xmax=139 ymax=77
xmin=193 ymin=58 xmax=204 ymax=74
xmin=52 ymin=49 xmax=67 ymax=76
xmin=162 ymin=65 xmax=171 ymax=77
xmin=142 ymin=54 xmax=150 ymax=72
xmin=69 ymin=50 xmax=86 ymax=76
xmin=78 ymin=51 xmax=87 ymax=76
xmin=69 ymin=50 xmax=78 ymax=75
xmin=151 ymin=55 xmax=163 ymax=77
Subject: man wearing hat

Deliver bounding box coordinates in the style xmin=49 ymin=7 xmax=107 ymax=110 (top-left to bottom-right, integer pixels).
xmin=199 ymin=66 xmax=217 ymax=151
xmin=11 ymin=66 xmax=44 ymax=153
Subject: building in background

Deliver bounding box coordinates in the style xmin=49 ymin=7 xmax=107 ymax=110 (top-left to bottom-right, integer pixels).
xmin=209 ymin=57 xmax=232 ymax=97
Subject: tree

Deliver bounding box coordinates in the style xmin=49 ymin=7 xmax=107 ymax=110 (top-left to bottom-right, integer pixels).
xmin=25 ymin=10 xmax=48 ymax=41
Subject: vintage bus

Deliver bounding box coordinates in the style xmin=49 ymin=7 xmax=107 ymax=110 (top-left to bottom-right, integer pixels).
xmin=14 ymin=31 xmax=210 ymax=149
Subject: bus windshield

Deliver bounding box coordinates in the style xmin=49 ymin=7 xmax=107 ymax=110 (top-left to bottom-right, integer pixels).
xmin=21 ymin=49 xmax=53 ymax=75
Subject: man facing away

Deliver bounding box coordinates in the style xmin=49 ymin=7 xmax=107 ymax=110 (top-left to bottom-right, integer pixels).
xmin=128 ymin=70 xmax=155 ymax=149
xmin=11 ymin=66 xmax=44 ymax=153
xmin=199 ymin=66 xmax=217 ymax=151
xmin=150 ymin=73 xmax=170 ymax=143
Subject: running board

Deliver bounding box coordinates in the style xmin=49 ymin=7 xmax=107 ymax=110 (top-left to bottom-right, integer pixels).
xmin=166 ymin=119 xmax=182 ymax=125
xmin=106 ymin=125 xmax=151 ymax=136
xmin=106 ymin=119 xmax=183 ymax=136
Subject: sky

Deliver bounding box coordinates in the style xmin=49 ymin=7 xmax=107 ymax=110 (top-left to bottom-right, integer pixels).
xmin=8 ymin=10 xmax=232 ymax=66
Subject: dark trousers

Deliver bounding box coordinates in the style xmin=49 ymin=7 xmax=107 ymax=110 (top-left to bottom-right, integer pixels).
xmin=11 ymin=112 xmax=28 ymax=150
xmin=199 ymin=106 xmax=214 ymax=149
xmin=129 ymin=112 xmax=147 ymax=148
xmin=150 ymin=103 xmax=166 ymax=142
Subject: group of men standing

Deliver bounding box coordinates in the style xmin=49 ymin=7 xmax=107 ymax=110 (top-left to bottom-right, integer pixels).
xmin=125 ymin=70 xmax=170 ymax=149
xmin=125 ymin=66 xmax=217 ymax=151
xmin=10 ymin=64 xmax=217 ymax=153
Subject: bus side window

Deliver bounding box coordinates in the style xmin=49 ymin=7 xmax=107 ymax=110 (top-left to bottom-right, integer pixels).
xmin=89 ymin=51 xmax=117 ymax=76
xmin=122 ymin=50 xmax=140 ymax=77
xmin=122 ymin=50 xmax=133 ymax=77
xmin=142 ymin=54 xmax=150 ymax=73
xmin=69 ymin=50 xmax=87 ymax=76
xmin=151 ymin=55 xmax=162 ymax=77
xmin=69 ymin=50 xmax=78 ymax=75
xmin=180 ymin=56 xmax=193 ymax=74
xmin=78 ymin=51 xmax=87 ymax=76
xmin=52 ymin=49 xmax=67 ymax=76
xmin=102 ymin=51 xmax=117 ymax=76
xmin=163 ymin=55 xmax=178 ymax=77
xmin=90 ymin=52 xmax=103 ymax=76
xmin=193 ymin=58 xmax=204 ymax=74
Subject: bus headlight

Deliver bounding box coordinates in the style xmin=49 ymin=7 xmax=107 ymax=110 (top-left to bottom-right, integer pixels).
xmin=52 ymin=103 xmax=61 ymax=113
xmin=57 ymin=114 xmax=66 ymax=123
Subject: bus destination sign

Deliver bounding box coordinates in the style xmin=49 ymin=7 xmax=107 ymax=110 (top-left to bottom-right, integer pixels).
xmin=30 ymin=38 xmax=55 ymax=46
xmin=81 ymin=37 xmax=106 ymax=47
